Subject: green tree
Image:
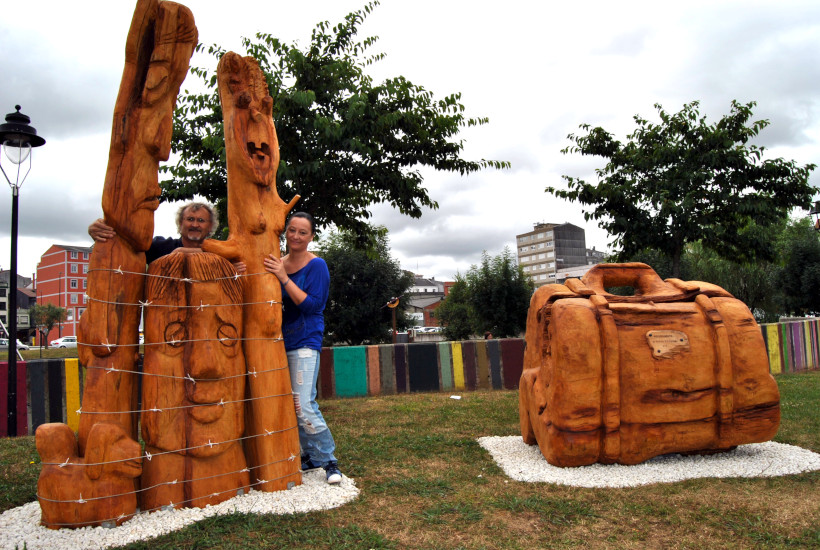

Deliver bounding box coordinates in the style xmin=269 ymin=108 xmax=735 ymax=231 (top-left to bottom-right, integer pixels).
xmin=780 ymin=217 xmax=820 ymax=317
xmin=464 ymin=248 xmax=533 ymax=338
xmin=317 ymin=228 xmax=413 ymax=345
xmin=683 ymin=240 xmax=783 ymax=322
xmin=29 ymin=303 xmax=67 ymax=349
xmin=551 ymin=100 xmax=815 ymax=277
xmin=434 ymin=275 xmax=475 ymax=341
xmin=162 ymin=1 xmax=508 ymax=244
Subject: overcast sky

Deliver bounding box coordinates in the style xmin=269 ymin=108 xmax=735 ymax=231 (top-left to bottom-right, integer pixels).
xmin=1 ymin=0 xmax=818 ymax=281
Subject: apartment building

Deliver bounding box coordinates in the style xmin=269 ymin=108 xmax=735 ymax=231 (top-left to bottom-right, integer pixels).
xmin=35 ymin=244 xmax=93 ymax=343
xmin=516 ymin=222 xmax=589 ymax=288
xmin=0 ymin=271 xmax=35 ymax=340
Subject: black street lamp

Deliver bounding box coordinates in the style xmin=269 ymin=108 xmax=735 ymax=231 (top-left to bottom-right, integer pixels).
xmin=0 ymin=105 xmax=45 ymax=437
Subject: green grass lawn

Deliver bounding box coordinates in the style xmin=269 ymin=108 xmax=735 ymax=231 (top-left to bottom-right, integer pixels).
xmin=2 ymin=371 xmax=819 ymax=549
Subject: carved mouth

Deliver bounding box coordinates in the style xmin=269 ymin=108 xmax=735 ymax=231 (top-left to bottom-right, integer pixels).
xmin=139 ymin=196 xmax=161 ymax=211
xmin=246 ymin=141 xmax=271 ymax=173
xmin=189 ymin=403 xmax=225 ymax=424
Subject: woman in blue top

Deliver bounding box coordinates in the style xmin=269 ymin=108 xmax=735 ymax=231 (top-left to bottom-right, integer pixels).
xmin=263 ymin=212 xmax=342 ymax=484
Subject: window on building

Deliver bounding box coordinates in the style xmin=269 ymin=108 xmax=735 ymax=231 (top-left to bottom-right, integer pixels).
xmin=83 ymin=252 xmax=89 ymax=260
xmin=537 ymin=232 xmax=545 ymax=239
xmin=538 ymin=243 xmax=545 ymax=249
xmin=71 ymin=294 xmax=78 ymax=304
xmin=0 ymin=288 xmax=5 ymax=298
xmin=78 ymin=308 xmax=86 ymax=319
xmin=83 ymin=279 xmax=87 ymax=289
xmin=83 ymin=294 xmax=88 ymax=304
xmin=546 ymin=241 xmax=554 ymax=248
xmin=538 ymin=253 xmax=546 ymax=259
xmin=70 ymin=279 xmax=78 ymax=289
xmin=82 ymin=264 xmax=88 ymax=274
xmin=530 ymin=245 xmax=535 ymax=250
xmin=70 ymin=263 xmax=78 ymax=273
xmin=70 ymin=251 xmax=78 ymax=259
xmin=547 ymin=251 xmax=554 ymax=258
xmin=0 ymin=303 xmax=5 ymax=311
xmin=547 ymin=231 xmax=553 ymax=238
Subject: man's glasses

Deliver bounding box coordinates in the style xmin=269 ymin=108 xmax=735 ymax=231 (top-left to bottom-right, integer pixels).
xmin=185 ymin=217 xmax=209 ymax=224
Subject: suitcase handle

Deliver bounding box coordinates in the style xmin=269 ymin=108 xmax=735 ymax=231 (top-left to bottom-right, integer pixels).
xmin=582 ymin=263 xmax=678 ymax=297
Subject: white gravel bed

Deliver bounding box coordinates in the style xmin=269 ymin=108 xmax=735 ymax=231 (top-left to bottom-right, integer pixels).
xmin=479 ymin=436 xmax=820 ymax=488
xmin=0 ymin=469 xmax=358 ymax=550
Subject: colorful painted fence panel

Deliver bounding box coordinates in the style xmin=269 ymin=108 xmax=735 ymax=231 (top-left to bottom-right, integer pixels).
xmin=761 ymin=319 xmax=820 ymax=375
xmin=7 ymin=325 xmax=820 ymax=436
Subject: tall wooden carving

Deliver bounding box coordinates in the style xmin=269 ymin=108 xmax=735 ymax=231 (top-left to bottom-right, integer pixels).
xmin=201 ymin=52 xmax=302 ymax=491
xmin=78 ymin=0 xmax=197 ymax=449
xmin=35 ymin=0 xmax=197 ymax=528
xmin=141 ymin=253 xmax=250 ymax=509
xmin=519 ymin=263 xmax=781 ymax=467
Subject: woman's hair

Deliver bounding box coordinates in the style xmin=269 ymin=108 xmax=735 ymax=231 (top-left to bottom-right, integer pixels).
xmin=175 ymin=202 xmax=218 ymax=238
xmin=287 ymin=212 xmax=316 ymax=234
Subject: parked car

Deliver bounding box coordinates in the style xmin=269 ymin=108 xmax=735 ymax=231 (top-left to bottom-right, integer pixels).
xmin=0 ymin=338 xmax=30 ymax=350
xmin=50 ymin=336 xmax=78 ymax=348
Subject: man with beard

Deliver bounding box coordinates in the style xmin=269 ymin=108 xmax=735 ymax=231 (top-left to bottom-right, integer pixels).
xmin=88 ymin=202 xmax=217 ymax=263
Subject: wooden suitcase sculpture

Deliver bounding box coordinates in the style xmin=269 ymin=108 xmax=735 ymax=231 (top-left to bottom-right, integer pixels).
xmin=519 ymin=263 xmax=780 ymax=467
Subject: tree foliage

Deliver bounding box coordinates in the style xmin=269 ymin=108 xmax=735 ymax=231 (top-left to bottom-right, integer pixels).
xmin=551 ymin=100 xmax=816 ymax=277
xmin=316 ymin=228 xmax=412 ymax=345
xmin=162 ymin=1 xmax=508 ymax=244
xmin=622 ymin=215 xmax=820 ymax=321
xmin=780 ymin=217 xmax=820 ymax=317
xmin=434 ymin=275 xmax=475 ymax=341
xmin=29 ymin=303 xmax=67 ymax=348
xmin=437 ymin=248 xmax=533 ymax=339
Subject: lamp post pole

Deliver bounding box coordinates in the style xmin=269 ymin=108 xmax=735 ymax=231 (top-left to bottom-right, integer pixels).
xmin=0 ymin=106 xmax=45 ymax=437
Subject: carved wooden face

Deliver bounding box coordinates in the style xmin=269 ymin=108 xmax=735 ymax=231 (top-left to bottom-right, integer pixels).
xmin=104 ymin=1 xmax=198 ymax=251
xmin=218 ymin=52 xmax=280 ymax=189
xmin=142 ymin=253 xmax=245 ymax=457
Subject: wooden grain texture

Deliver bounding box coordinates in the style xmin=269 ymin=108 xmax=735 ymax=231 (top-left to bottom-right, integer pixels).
xmin=201 ymin=51 xmax=301 ymax=491
xmin=141 ymin=253 xmax=250 ymax=510
xmin=35 ymin=0 xmax=197 ymax=528
xmin=36 ymin=422 xmax=142 ymax=529
xmin=519 ymin=263 xmax=781 ymax=467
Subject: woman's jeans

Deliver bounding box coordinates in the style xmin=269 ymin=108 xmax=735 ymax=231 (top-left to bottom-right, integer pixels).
xmin=287 ymin=348 xmax=337 ymax=467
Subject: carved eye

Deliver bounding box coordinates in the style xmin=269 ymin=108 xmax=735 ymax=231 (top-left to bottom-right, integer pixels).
xmin=164 ymin=321 xmax=187 ymax=348
xmin=217 ymin=323 xmax=239 ymax=347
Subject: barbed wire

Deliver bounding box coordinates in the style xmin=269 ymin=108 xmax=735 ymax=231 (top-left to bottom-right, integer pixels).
xmin=37 ymin=450 xmax=305 ymax=527
xmin=87 ymin=266 xmax=272 ymax=284
xmin=83 ymin=363 xmax=288 ymax=382
xmin=74 ymin=390 xmax=294 ymax=418
xmin=37 ymin=260 xmax=308 ymax=526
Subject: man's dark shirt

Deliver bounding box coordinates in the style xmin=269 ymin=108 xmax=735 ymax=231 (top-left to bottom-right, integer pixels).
xmin=146 ymin=236 xmax=183 ymax=264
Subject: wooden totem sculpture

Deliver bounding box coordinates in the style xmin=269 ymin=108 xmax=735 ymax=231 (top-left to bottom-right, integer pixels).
xmin=35 ymin=0 xmax=197 ymax=528
xmin=140 ymin=253 xmax=250 ymax=509
xmin=519 ymin=263 xmax=781 ymax=467
xmin=200 ymin=52 xmax=302 ymax=491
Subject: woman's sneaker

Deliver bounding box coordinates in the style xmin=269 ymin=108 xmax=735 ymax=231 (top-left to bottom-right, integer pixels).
xmin=301 ymin=455 xmax=321 ymax=472
xmin=324 ymin=461 xmax=342 ymax=484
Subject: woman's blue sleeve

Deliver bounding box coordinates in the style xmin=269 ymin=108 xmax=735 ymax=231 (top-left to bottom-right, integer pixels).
xmin=296 ymin=258 xmax=330 ymax=314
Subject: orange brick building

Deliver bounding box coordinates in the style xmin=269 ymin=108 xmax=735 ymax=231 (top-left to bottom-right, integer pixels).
xmin=35 ymin=244 xmax=92 ymax=343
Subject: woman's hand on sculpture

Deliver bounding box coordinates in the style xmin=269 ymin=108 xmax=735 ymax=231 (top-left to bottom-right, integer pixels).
xmin=88 ymin=219 xmax=116 ymax=243
xmin=263 ymin=254 xmax=287 ymax=283
xmin=232 ymin=261 xmax=247 ymax=274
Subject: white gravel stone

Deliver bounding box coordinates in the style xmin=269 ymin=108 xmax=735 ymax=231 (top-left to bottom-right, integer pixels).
xmin=0 ymin=469 xmax=358 ymax=550
xmin=478 ymin=436 xmax=820 ymax=488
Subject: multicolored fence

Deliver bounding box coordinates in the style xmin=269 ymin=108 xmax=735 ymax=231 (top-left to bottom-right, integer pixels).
xmin=3 ymin=320 xmax=819 ymax=437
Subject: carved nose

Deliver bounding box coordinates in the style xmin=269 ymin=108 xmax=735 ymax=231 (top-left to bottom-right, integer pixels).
xmin=187 ymin=340 xmax=222 ymax=379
